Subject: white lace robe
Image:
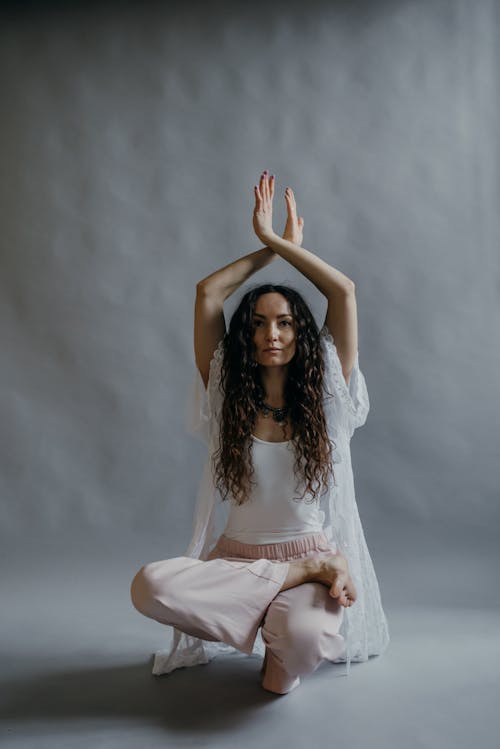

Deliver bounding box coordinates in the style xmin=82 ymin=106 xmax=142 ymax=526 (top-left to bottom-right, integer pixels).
xmin=153 ymin=325 xmax=390 ymax=677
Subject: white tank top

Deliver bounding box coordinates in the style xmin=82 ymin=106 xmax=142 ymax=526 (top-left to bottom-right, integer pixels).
xmin=222 ymin=434 xmax=326 ymax=544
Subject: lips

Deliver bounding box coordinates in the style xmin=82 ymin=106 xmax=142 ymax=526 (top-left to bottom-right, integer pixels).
xmin=264 ymin=348 xmax=281 ymax=352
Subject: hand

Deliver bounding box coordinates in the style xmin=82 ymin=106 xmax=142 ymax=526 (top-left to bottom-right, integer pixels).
xmin=253 ymin=170 xmax=276 ymax=243
xmin=282 ymin=186 xmax=305 ymax=246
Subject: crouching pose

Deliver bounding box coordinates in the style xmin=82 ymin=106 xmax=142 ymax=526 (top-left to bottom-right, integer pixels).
xmin=131 ymin=170 xmax=390 ymax=694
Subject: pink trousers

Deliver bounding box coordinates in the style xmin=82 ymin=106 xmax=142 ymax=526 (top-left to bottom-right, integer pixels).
xmin=130 ymin=531 xmax=345 ymax=694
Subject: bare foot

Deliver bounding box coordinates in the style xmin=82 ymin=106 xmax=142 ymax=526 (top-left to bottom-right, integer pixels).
xmin=310 ymin=554 xmax=357 ymax=607
xmin=279 ymin=553 xmax=357 ymax=607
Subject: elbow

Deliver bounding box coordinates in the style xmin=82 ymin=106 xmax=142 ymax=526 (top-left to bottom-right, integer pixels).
xmin=196 ymin=279 xmax=226 ymax=303
xmin=335 ymin=280 xmax=355 ymax=297
xmin=196 ymin=280 xmax=210 ymax=296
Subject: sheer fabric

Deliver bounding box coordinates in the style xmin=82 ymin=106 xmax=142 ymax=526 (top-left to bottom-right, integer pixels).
xmin=152 ymin=324 xmax=390 ymax=677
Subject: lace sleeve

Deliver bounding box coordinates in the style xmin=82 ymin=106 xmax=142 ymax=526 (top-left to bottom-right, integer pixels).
xmin=319 ymin=324 xmax=370 ymax=440
xmin=185 ymin=339 xmax=225 ymax=443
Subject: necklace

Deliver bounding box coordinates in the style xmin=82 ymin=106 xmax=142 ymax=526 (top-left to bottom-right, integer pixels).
xmin=258 ymin=400 xmax=289 ymax=423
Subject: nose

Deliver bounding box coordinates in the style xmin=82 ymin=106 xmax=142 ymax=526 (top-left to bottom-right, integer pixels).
xmin=265 ymin=326 xmax=279 ymax=342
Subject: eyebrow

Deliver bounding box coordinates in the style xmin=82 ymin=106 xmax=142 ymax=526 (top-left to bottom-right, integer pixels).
xmin=252 ymin=313 xmax=293 ymax=319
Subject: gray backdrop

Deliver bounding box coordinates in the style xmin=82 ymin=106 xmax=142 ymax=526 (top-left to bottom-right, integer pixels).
xmin=1 ymin=1 xmax=499 ymax=748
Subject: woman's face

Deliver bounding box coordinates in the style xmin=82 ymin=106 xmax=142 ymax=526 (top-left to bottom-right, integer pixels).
xmin=251 ymin=293 xmax=296 ymax=368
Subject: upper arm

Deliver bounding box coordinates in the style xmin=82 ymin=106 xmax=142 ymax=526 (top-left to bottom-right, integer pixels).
xmin=194 ymin=283 xmax=226 ymax=389
xmin=322 ymin=284 xmax=358 ymax=387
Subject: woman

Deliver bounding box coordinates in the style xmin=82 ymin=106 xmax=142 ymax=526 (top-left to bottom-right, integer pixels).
xmin=131 ymin=170 xmax=390 ymax=694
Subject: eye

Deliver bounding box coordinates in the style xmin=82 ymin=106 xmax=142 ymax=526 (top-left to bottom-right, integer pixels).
xmin=280 ymin=320 xmax=292 ymax=326
xmin=253 ymin=320 xmax=263 ymax=327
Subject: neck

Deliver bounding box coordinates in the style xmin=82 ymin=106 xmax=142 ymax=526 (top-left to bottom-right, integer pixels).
xmin=259 ymin=365 xmax=288 ymax=406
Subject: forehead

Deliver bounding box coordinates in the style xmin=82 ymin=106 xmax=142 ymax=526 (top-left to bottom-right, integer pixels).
xmin=253 ymin=293 xmax=292 ymax=316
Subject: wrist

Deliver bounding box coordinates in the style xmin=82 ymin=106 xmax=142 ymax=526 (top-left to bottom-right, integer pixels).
xmin=259 ymin=230 xmax=278 ymax=247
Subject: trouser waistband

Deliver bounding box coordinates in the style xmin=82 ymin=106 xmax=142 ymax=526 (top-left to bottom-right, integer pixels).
xmin=214 ymin=531 xmax=332 ymax=561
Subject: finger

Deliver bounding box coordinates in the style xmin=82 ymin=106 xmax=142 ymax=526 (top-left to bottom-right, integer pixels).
xmin=264 ymin=171 xmax=273 ymax=204
xmin=262 ymin=171 xmax=269 ymax=202
xmin=285 ymin=189 xmax=296 ymax=215
xmin=259 ymin=171 xmax=266 ymax=195
xmin=269 ymin=174 xmax=275 ymax=199
xmin=259 ymin=172 xmax=266 ymax=204
xmin=254 ymin=184 xmax=262 ymax=206
xmin=285 ymin=187 xmax=297 ymax=210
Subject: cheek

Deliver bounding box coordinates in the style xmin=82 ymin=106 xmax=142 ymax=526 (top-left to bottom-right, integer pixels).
xmin=284 ymin=338 xmax=296 ymax=357
xmin=253 ymin=330 xmax=262 ymax=348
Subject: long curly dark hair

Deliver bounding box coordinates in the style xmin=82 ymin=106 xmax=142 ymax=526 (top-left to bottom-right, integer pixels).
xmin=212 ymin=283 xmax=337 ymax=506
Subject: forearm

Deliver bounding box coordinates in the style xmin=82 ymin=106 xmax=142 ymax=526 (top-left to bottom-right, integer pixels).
xmin=262 ymin=232 xmax=354 ymax=298
xmin=197 ymin=246 xmax=277 ymax=301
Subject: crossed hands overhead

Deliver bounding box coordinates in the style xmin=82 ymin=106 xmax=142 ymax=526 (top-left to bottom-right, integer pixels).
xmin=253 ymin=169 xmax=305 ymax=248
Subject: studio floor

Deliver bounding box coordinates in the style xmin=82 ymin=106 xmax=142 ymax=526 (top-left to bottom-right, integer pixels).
xmin=2 ymin=526 xmax=499 ymax=749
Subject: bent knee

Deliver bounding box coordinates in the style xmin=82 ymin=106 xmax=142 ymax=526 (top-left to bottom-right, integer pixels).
xmin=130 ymin=556 xmax=200 ymax=615
xmin=262 ymin=617 xmax=322 ymax=648
xmin=130 ymin=558 xmax=183 ymax=614
xmin=263 ymin=615 xmax=341 ymax=667
xmin=130 ymin=563 xmax=155 ymax=614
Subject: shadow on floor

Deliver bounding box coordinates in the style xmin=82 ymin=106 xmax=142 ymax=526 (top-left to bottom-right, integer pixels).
xmin=1 ymin=655 xmax=353 ymax=733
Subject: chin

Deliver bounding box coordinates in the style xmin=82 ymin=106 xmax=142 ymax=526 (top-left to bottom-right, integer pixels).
xmin=259 ymin=357 xmax=292 ymax=367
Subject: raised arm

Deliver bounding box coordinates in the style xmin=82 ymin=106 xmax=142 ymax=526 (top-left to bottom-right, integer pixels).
xmin=253 ymin=170 xmax=357 ymax=385
xmin=195 ymin=174 xmax=307 ymax=389
xmin=195 ymin=247 xmax=277 ymax=388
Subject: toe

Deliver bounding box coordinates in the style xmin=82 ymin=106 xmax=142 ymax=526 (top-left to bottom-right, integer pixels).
xmin=329 ymin=581 xmax=341 ymax=599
